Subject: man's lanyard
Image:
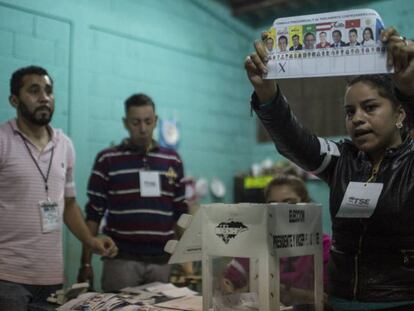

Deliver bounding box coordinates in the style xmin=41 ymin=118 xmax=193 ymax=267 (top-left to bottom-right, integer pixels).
xmin=19 ymin=133 xmax=55 ymax=197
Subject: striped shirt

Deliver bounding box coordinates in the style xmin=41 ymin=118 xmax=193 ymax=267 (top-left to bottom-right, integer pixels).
xmin=86 ymin=140 xmax=188 ymax=255
xmin=0 ymin=119 xmax=76 ymax=285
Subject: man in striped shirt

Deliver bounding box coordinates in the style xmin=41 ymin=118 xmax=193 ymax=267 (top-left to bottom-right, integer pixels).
xmin=78 ymin=93 xmax=189 ymax=292
xmin=0 ymin=66 xmax=117 ymax=311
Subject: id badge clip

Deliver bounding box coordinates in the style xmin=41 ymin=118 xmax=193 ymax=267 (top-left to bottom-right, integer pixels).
xmin=39 ymin=199 xmax=60 ymax=233
xmin=336 ymin=182 xmax=383 ymax=218
xmin=139 ymin=171 xmax=161 ymax=197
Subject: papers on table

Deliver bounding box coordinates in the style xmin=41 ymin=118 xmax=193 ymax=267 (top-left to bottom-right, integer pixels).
xmin=212 ymin=292 xmax=293 ymax=311
xmin=154 ymin=295 xmax=202 ymax=311
xmin=213 ymin=292 xmax=259 ymax=311
xmin=161 ymin=287 xmax=198 ymax=299
xmin=56 ymin=292 xmax=147 ymax=311
xmin=57 ymin=282 xmax=199 ymax=311
xmin=124 ymin=282 xmax=198 ymax=299
xmin=145 ymin=283 xmax=178 ymax=293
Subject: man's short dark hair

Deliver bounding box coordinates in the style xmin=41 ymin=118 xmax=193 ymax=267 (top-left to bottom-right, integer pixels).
xmin=305 ymin=32 xmax=315 ymax=39
xmin=333 ymin=30 xmax=342 ymax=37
xmin=10 ymin=65 xmax=52 ymax=96
xmin=124 ymin=93 xmax=155 ymax=114
xmin=278 ymin=35 xmax=287 ymax=42
xmin=292 ymin=34 xmax=299 ymax=40
xmin=349 ymin=28 xmax=358 ymax=35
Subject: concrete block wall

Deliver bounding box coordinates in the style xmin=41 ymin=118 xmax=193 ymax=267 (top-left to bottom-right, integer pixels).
xmin=0 ymin=0 xmax=255 ymax=288
xmin=0 ymin=3 xmax=71 ymax=129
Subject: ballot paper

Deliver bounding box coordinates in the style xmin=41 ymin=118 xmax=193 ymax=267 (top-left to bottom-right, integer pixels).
xmin=119 ymin=288 xmax=160 ymax=300
xmin=145 ymin=282 xmax=178 ymax=293
xmin=154 ymin=295 xmax=202 ymax=311
xmin=121 ymin=282 xmax=165 ymax=293
xmin=161 ymin=286 xmax=198 ymax=298
xmin=56 ymin=292 xmax=143 ymax=311
xmin=213 ymin=292 xmax=293 ymax=311
xmin=265 ymin=9 xmax=388 ymax=79
xmin=213 ymin=292 xmax=259 ymax=311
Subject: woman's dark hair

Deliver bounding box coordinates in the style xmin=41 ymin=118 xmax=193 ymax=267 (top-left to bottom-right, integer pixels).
xmin=264 ymin=174 xmax=310 ymax=203
xmin=347 ymin=74 xmax=412 ymax=132
xmin=347 ymin=74 xmax=399 ymax=108
xmin=362 ymin=27 xmax=374 ymax=43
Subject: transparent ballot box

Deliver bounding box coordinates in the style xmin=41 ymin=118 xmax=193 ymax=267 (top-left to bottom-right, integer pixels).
xmin=165 ymin=203 xmax=323 ymax=311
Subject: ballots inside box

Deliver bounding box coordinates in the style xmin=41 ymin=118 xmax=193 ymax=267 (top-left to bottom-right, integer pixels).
xmin=202 ymin=203 xmax=323 ymax=311
xmin=166 ymin=203 xmax=323 ymax=311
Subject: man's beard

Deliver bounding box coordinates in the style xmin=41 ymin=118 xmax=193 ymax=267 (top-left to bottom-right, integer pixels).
xmin=19 ymin=100 xmax=53 ymax=126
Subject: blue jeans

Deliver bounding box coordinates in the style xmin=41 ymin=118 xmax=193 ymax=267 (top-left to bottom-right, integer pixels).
xmin=0 ymin=280 xmax=61 ymax=311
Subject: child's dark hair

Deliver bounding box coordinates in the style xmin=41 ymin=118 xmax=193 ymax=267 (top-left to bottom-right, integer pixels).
xmin=264 ymin=174 xmax=310 ymax=203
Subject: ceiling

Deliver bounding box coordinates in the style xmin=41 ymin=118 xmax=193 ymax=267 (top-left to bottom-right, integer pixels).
xmin=217 ymin=0 xmax=381 ymax=28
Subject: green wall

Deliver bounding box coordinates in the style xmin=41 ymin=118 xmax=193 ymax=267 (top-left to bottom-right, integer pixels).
xmin=0 ymin=0 xmax=255 ymax=289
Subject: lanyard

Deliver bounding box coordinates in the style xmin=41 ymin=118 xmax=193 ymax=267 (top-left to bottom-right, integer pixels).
xmin=19 ymin=133 xmax=54 ymax=197
xmin=366 ymin=158 xmax=383 ymax=184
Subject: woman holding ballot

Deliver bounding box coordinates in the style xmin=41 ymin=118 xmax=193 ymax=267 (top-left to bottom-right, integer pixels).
xmin=245 ymin=27 xmax=414 ymax=311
